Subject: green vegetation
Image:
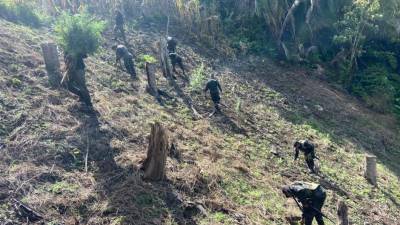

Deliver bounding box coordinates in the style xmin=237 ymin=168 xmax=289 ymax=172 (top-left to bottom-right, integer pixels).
xmin=189 ymin=63 xmax=207 ymax=92
xmin=55 ymin=12 xmax=105 ymax=57
xmin=91 ymin=0 xmax=400 ymax=119
xmin=23 ymin=0 xmax=400 ymax=119
xmin=0 ymin=0 xmax=42 ymax=27
xmin=139 ymin=54 xmax=157 ymax=64
xmin=9 ymin=77 xmax=21 ymax=87
xmin=48 ymin=181 xmax=79 ymax=194
xmin=137 ymin=54 xmax=158 ymax=69
xmin=212 ymin=212 xmax=232 ymax=223
xmin=235 ymin=97 xmax=241 ymax=113
xmin=134 ymin=192 xmax=158 ymax=207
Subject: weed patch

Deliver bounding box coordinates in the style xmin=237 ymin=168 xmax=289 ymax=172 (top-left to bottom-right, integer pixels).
xmin=0 ymin=1 xmax=42 ymax=28
xmin=189 ymin=63 xmax=207 ymax=92
xmin=48 ymin=181 xmax=79 ymax=194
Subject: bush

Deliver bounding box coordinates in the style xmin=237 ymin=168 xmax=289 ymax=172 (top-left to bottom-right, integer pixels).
xmin=352 ymin=65 xmax=396 ymax=113
xmin=388 ymin=73 xmax=400 ymax=118
xmin=55 ymin=13 xmax=105 ymax=57
xmin=9 ymin=77 xmax=22 ymax=87
xmin=189 ymin=63 xmax=207 ymax=92
xmin=0 ymin=1 xmax=42 ymax=27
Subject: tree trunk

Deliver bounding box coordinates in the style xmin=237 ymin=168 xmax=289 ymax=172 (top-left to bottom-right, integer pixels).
xmin=278 ymin=0 xmax=305 ymax=43
xmin=41 ymin=43 xmax=62 ymax=88
xmin=158 ymin=38 xmax=172 ymax=79
xmin=145 ymin=62 xmax=161 ymax=101
xmin=306 ymin=0 xmax=316 ymax=44
xmin=337 ymin=200 xmax=349 ymax=225
xmin=277 ymin=0 xmax=305 ymax=60
xmin=365 ymin=155 xmax=377 ymax=186
xmin=143 ymin=122 xmax=169 ymax=181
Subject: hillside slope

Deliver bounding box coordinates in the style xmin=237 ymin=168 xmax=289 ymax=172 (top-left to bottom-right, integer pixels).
xmin=0 ymin=19 xmax=400 ymax=225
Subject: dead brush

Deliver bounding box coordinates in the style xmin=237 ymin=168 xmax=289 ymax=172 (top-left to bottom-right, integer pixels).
xmin=5 ymin=95 xmax=79 ymax=164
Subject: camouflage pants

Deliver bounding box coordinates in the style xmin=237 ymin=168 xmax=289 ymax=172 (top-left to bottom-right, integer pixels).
xmin=211 ymin=92 xmax=221 ymax=111
xmin=114 ymin=25 xmax=126 ymax=41
xmin=305 ymin=154 xmax=315 ymax=172
xmin=67 ymin=69 xmax=92 ymax=106
xmin=303 ymin=187 xmax=326 ymax=225
xmin=169 ymin=54 xmax=185 ymax=75
xmin=124 ymin=57 xmax=136 ymax=78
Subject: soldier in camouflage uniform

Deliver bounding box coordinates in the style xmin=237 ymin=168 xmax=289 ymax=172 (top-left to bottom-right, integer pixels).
xmin=114 ymin=10 xmax=126 ymax=41
xmin=204 ymin=75 xmax=222 ymax=113
xmin=114 ymin=44 xmax=136 ymax=78
xmin=282 ymin=182 xmax=326 ymax=225
xmin=167 ymin=36 xmax=186 ymax=75
xmin=294 ymin=140 xmax=317 ymax=173
xmin=64 ymin=53 xmax=92 ymax=107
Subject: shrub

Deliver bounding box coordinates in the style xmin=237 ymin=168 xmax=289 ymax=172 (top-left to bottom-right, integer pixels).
xmin=189 ymin=63 xmax=207 ymax=92
xmin=352 ymin=65 xmax=396 ymax=113
xmin=13 ymin=3 xmax=41 ymax=27
xmin=55 ymin=12 xmax=105 ymax=57
xmin=9 ymin=77 xmax=22 ymax=87
xmin=0 ymin=1 xmax=42 ymax=27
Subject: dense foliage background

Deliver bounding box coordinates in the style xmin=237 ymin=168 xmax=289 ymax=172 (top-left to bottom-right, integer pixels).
xmin=2 ymin=0 xmax=400 ymax=119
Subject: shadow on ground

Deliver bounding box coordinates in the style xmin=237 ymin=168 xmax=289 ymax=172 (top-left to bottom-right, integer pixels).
xmin=70 ymin=105 xmax=197 ymax=225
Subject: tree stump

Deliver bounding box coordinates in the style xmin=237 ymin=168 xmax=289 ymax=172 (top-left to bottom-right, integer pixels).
xmin=158 ymin=38 xmax=172 ymax=79
xmin=337 ymin=200 xmax=349 ymax=225
xmin=143 ymin=122 xmax=169 ymax=181
xmin=145 ymin=62 xmax=161 ymax=100
xmin=364 ymin=155 xmax=377 ymax=186
xmin=40 ymin=43 xmax=62 ymax=88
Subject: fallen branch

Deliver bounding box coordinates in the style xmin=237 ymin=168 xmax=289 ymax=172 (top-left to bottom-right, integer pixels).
xmin=12 ymin=198 xmax=43 ymax=222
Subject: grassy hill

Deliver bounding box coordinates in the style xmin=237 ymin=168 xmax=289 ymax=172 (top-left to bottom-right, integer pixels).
xmin=0 ymin=18 xmax=400 ymax=225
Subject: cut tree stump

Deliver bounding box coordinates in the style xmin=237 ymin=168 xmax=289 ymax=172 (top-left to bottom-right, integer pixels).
xmin=337 ymin=200 xmax=349 ymax=225
xmin=159 ymin=38 xmax=172 ymax=79
xmin=145 ymin=62 xmax=161 ymax=101
xmin=41 ymin=43 xmax=62 ymax=88
xmin=365 ymin=155 xmax=377 ymax=186
xmin=143 ymin=122 xmax=169 ymax=181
